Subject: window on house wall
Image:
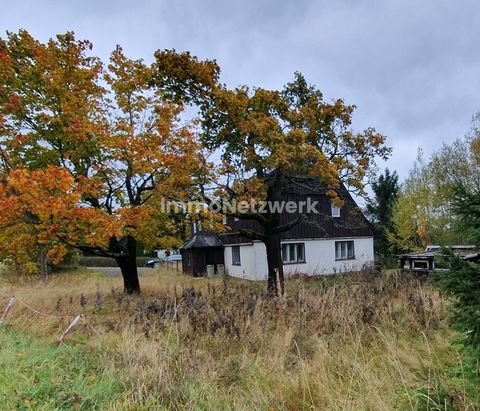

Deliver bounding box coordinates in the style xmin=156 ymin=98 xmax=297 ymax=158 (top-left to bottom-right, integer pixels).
xmin=331 ymin=204 xmax=341 ymax=218
xmin=412 ymin=260 xmax=428 ymax=269
xmin=231 ymin=246 xmax=241 ymax=265
xmin=282 ymin=243 xmax=306 ymax=263
xmin=335 ymin=241 xmax=355 ymax=260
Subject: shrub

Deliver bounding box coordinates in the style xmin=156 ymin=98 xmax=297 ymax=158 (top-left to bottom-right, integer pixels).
xmin=78 ymin=256 xmax=152 ymax=267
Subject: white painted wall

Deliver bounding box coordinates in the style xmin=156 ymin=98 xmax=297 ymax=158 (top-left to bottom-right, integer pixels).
xmin=224 ymin=237 xmax=374 ymax=281
xmin=223 ymin=243 xmax=257 ymax=280
xmin=253 ymin=242 xmax=268 ymax=280
xmin=282 ymin=237 xmax=374 ymax=277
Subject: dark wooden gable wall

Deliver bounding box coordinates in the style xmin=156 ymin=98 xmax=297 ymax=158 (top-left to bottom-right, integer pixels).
xmin=221 ymin=178 xmax=373 ymax=245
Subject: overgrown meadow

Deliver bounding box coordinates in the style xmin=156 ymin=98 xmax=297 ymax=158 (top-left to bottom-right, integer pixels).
xmin=0 ymin=268 xmax=479 ymax=410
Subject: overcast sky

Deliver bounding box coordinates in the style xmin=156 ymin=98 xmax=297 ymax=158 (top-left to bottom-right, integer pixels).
xmin=2 ymin=0 xmax=480 ymax=182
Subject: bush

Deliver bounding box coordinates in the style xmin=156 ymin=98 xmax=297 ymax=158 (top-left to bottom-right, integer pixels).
xmin=78 ymin=256 xmax=152 ymax=267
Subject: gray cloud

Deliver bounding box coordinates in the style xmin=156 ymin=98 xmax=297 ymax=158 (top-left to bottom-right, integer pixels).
xmin=1 ymin=0 xmax=479 ymax=180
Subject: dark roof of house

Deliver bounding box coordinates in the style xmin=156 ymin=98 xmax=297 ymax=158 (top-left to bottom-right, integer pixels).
xmin=398 ymin=251 xmax=437 ymax=260
xmin=180 ymin=232 xmax=223 ymax=249
xmin=221 ymin=176 xmax=373 ymax=245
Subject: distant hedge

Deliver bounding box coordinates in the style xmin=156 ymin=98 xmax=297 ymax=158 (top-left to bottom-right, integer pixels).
xmin=78 ymin=256 xmax=152 ymax=267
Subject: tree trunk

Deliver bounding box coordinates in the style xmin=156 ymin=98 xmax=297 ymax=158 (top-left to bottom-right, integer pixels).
xmin=39 ymin=247 xmax=48 ymax=280
xmin=115 ymin=235 xmax=141 ymax=294
xmin=264 ymin=232 xmax=284 ymax=296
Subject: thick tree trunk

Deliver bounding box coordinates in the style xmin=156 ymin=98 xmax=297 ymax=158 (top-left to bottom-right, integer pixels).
xmin=115 ymin=235 xmax=141 ymax=294
xmin=261 ymin=171 xmax=285 ymax=296
xmin=264 ymin=232 xmax=284 ymax=296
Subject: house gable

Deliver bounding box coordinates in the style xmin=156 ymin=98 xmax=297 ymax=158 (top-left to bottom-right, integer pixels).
xmin=221 ymin=177 xmax=373 ymax=245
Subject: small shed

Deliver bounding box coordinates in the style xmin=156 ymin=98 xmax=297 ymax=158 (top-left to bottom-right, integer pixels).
xmin=180 ymin=232 xmax=225 ymax=277
xmin=399 ymin=245 xmax=480 ymax=275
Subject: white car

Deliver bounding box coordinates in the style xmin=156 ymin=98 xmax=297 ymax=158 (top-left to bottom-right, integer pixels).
xmin=165 ymin=254 xmax=182 ymax=262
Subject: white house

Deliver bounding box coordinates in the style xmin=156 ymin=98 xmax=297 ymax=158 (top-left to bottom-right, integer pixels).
xmin=181 ymin=177 xmax=374 ymax=279
xmin=220 ymin=177 xmax=374 ymax=280
xmin=223 ymin=237 xmax=374 ymax=281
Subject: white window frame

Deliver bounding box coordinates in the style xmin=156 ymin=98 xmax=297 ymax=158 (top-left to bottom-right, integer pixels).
xmin=412 ymin=260 xmax=429 ymax=270
xmin=335 ymin=240 xmax=355 ymax=260
xmin=231 ymin=246 xmax=241 ymax=266
xmin=282 ymin=243 xmax=306 ymax=264
xmin=331 ymin=204 xmax=341 ymax=218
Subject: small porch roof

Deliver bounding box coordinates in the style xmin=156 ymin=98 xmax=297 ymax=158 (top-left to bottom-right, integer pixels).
xmin=180 ymin=232 xmax=223 ymax=249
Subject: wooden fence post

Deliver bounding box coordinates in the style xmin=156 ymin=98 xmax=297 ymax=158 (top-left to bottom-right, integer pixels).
xmin=59 ymin=314 xmax=82 ymax=343
xmin=0 ymin=296 xmax=16 ymax=326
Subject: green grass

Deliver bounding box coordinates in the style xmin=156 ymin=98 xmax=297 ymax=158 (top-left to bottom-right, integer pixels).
xmin=0 ymin=328 xmax=123 ymax=410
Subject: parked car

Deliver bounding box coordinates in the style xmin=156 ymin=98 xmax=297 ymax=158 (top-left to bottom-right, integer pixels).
xmin=165 ymin=254 xmax=182 ymax=262
xmin=144 ymin=259 xmax=161 ymax=268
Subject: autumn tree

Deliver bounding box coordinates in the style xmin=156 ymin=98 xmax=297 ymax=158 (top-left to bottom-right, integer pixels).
xmin=154 ymin=53 xmax=391 ymax=294
xmin=389 ymin=151 xmax=455 ymax=251
xmin=430 ymin=113 xmax=480 ymax=193
xmin=365 ymin=168 xmax=398 ymax=266
xmin=0 ymin=31 xmax=208 ymax=292
xmin=389 ymin=117 xmax=480 ymax=252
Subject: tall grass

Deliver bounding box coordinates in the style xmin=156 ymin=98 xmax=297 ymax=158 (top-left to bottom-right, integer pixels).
xmin=0 ymin=268 xmax=478 ymax=410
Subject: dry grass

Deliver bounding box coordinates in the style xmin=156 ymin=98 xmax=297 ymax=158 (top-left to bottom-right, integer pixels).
xmin=0 ymin=267 xmax=478 ymax=410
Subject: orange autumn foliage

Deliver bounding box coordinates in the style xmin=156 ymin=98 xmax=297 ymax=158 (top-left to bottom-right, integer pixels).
xmin=0 ymin=167 xmax=119 ymax=272
xmin=0 ymin=31 xmax=211 ymax=284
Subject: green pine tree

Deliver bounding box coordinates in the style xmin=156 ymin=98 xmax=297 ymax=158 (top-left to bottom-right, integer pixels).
xmin=434 ymin=185 xmax=480 ymax=352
